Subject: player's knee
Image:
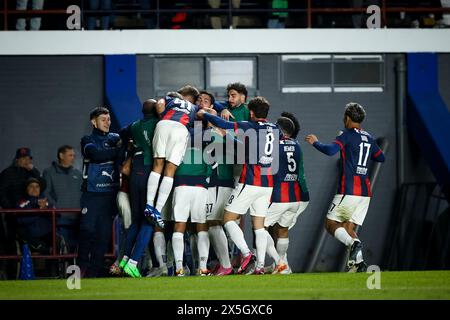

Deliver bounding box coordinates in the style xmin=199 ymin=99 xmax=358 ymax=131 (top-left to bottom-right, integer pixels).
xmin=325 ymin=219 xmax=338 ymax=235
xmin=174 ymin=222 xmax=186 ymax=233
xmin=163 ymin=162 xmax=178 ymax=177
xmin=207 ymin=220 xmax=221 ymax=227
xmin=251 ymin=216 xmax=265 ymax=230
xmin=196 ymin=223 xmax=208 ymax=232
xmin=223 ymin=211 xmax=238 ymax=223
xmin=278 ymin=228 xmax=289 ymax=238
xmin=153 ymin=158 xmax=165 ymax=173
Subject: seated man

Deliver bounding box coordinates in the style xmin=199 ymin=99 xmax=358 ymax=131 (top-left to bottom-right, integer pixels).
xmin=16 ymin=177 xmax=52 ymax=254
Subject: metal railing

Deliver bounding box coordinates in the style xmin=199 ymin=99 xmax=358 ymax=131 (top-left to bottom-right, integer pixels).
xmin=0 ymin=208 xmax=116 ymax=260
xmin=382 ymin=183 xmax=449 ymax=270
xmin=1 ymin=0 xmax=450 ymax=30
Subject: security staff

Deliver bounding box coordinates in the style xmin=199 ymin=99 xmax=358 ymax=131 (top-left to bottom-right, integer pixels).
xmin=78 ymin=107 xmax=122 ymax=277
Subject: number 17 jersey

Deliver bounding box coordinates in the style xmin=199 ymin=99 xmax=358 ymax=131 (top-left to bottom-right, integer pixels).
xmin=334 ymin=128 xmax=384 ymax=197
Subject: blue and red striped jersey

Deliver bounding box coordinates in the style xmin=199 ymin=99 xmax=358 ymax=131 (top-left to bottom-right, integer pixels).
xmin=234 ymin=120 xmax=278 ymax=188
xmin=334 ymin=128 xmax=384 ymax=197
xmin=160 ymin=97 xmax=198 ymax=127
xmin=271 ymin=138 xmax=310 ymax=203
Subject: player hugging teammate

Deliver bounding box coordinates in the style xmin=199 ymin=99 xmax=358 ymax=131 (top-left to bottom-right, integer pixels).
xmin=111 ymin=83 xmax=384 ymax=277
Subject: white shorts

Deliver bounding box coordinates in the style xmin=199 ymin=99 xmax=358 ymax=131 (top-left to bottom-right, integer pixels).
xmin=326 ymin=194 xmax=371 ymax=226
xmin=265 ymin=201 xmax=309 ymax=230
xmin=172 ymin=186 xmax=208 ymax=223
xmin=206 ymin=186 xmax=234 ymax=221
xmin=225 ymin=183 xmax=273 ymax=217
xmin=152 ymin=120 xmax=189 ymax=166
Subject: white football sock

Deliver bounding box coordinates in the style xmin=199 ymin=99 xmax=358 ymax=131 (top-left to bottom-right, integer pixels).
xmin=197 ymin=231 xmax=210 ymax=270
xmin=153 ymin=231 xmax=167 ymax=267
xmin=209 ymin=226 xmax=232 ymax=268
xmin=334 ymin=227 xmax=354 ymax=247
xmin=224 ymin=220 xmax=250 ymax=257
xmin=172 ymin=232 xmax=184 ymax=271
xmin=265 ymin=230 xmax=280 ymax=263
xmin=146 ymin=171 xmax=161 ymax=205
xmin=276 ymin=238 xmax=289 ymax=263
xmin=155 ymin=176 xmax=173 ymax=212
xmin=254 ymin=228 xmax=267 ymax=269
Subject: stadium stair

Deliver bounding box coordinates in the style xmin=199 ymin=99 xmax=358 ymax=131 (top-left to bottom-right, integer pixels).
xmin=105 ymin=54 xmax=142 ymax=129
xmin=407 ymin=53 xmax=450 ymax=202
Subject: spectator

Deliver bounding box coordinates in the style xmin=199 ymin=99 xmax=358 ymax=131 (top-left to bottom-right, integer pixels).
xmin=16 ymin=177 xmax=52 ymax=254
xmin=78 ymin=107 xmax=122 ymax=277
xmin=87 ymin=0 xmax=113 ymax=30
xmin=138 ymin=0 xmax=156 ymax=29
xmin=268 ymin=0 xmax=288 ymax=28
xmin=0 ymin=147 xmax=43 ymax=278
xmin=208 ymin=0 xmax=241 ymax=29
xmin=43 ymin=145 xmax=82 ymax=253
xmin=0 ymin=147 xmax=42 ymax=208
xmin=437 ymin=0 xmax=450 ymax=27
xmin=15 ymin=0 xmax=44 ymax=30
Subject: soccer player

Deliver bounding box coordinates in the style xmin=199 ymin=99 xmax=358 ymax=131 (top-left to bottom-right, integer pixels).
xmin=199 ymin=96 xmax=278 ymax=275
xmin=145 ymin=85 xmax=200 ymax=228
xmin=265 ymin=112 xmax=309 ymax=274
xmin=305 ymin=102 xmax=385 ymax=272
xmin=212 ymin=83 xmax=251 ymax=267
xmin=216 ymin=82 xmax=250 ymax=122
xmin=116 ymin=100 xmax=160 ymax=278
xmin=197 ymin=91 xmax=235 ymax=276
xmin=171 ymin=126 xmax=212 ymax=276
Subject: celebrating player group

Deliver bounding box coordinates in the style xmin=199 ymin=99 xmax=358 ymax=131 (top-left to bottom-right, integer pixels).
xmin=102 ymin=82 xmax=384 ymax=278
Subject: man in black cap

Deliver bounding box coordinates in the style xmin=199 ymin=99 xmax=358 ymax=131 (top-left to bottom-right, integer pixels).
xmin=0 ymin=147 xmax=42 ymax=279
xmin=0 ymin=148 xmax=42 ymax=209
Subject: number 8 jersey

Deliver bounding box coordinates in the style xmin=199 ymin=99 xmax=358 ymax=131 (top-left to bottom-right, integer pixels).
xmin=233 ymin=120 xmax=278 ymax=188
xmin=334 ymin=128 xmax=384 ymax=197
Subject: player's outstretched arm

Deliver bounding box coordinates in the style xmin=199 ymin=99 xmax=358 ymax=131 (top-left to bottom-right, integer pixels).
xmin=305 ymin=134 xmax=340 ymax=156
xmin=199 ymin=111 xmax=235 ymax=130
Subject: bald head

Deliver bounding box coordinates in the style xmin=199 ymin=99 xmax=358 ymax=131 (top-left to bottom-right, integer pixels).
xmin=142 ymin=99 xmax=157 ymax=116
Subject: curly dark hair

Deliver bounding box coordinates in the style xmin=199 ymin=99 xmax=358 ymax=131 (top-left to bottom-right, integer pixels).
xmin=344 ymin=102 xmax=366 ymax=123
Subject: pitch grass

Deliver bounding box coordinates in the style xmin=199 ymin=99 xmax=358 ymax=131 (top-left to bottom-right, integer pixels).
xmin=0 ymin=271 xmax=449 ymax=300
